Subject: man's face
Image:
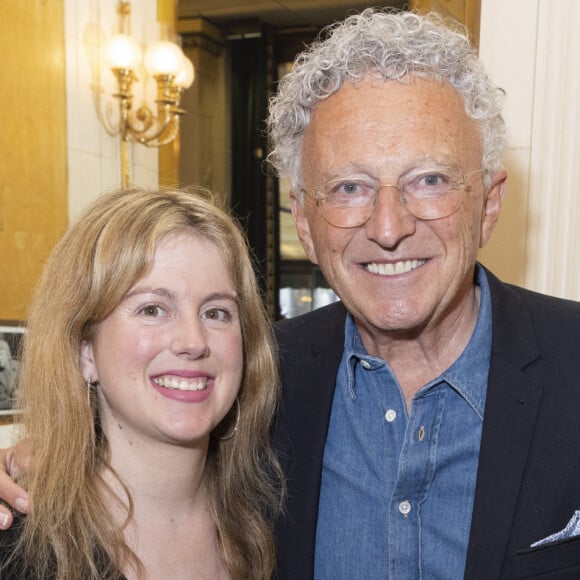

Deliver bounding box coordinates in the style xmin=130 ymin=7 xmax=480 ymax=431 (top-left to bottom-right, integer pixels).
xmin=293 ymin=76 xmax=505 ymax=349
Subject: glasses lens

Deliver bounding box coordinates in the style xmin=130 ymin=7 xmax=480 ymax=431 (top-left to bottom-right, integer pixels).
xmin=402 ymin=168 xmax=481 ymax=220
xmin=315 ymin=170 xmax=477 ymax=227
xmin=322 ymin=204 xmax=374 ymax=228
xmin=403 ymin=193 xmax=462 ymax=220
xmin=318 ymin=177 xmax=376 ymax=227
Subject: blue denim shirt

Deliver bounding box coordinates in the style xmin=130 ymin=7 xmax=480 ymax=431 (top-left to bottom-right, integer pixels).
xmin=314 ymin=267 xmax=492 ymax=579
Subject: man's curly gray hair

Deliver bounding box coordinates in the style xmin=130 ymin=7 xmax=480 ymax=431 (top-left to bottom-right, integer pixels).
xmin=267 ymin=9 xmax=506 ymax=195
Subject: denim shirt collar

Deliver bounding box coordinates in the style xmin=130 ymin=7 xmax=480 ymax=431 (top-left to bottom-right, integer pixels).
xmin=343 ymin=265 xmax=492 ymax=418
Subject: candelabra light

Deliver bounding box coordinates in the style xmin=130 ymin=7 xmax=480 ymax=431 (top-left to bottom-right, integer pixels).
xmin=102 ymin=0 xmax=194 ymax=188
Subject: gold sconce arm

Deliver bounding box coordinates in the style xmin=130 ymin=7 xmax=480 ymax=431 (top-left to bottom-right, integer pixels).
xmin=100 ymin=1 xmax=194 ymax=189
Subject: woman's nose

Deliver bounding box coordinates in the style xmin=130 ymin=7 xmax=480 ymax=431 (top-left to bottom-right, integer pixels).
xmin=170 ymin=317 xmax=210 ymax=359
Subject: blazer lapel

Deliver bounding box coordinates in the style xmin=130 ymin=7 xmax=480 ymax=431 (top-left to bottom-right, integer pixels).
xmin=464 ymin=270 xmax=543 ymax=579
xmin=274 ymin=302 xmax=346 ymax=579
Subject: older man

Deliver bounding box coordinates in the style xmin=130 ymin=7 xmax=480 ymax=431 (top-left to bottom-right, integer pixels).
xmin=268 ymin=9 xmax=580 ymax=580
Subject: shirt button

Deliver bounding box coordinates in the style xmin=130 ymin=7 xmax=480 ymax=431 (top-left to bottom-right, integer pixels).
xmin=360 ymin=359 xmax=371 ymax=369
xmin=385 ymin=409 xmax=397 ymax=422
xmin=399 ymin=500 xmax=411 ymax=516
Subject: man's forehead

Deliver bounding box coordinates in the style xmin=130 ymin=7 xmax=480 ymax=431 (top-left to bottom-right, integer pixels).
xmin=301 ymin=76 xmax=482 ymax=178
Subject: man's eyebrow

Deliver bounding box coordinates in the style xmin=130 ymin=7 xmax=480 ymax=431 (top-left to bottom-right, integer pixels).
xmin=407 ymin=157 xmax=462 ymax=171
xmin=325 ymin=158 xmax=463 ymax=180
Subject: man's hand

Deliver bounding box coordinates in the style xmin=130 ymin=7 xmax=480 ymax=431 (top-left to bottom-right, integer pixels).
xmin=0 ymin=444 xmax=29 ymax=529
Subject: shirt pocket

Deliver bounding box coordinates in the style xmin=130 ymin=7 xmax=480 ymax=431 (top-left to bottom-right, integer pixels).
xmin=513 ymin=535 xmax=580 ymax=579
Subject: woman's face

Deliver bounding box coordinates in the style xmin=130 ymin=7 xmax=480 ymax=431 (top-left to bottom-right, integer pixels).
xmin=80 ymin=231 xmax=243 ymax=448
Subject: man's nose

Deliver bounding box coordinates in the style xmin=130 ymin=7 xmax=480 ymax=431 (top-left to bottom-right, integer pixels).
xmin=364 ymin=185 xmax=417 ymax=247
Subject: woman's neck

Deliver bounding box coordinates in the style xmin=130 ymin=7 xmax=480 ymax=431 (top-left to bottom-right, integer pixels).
xmin=105 ymin=428 xmax=209 ymax=510
xmin=101 ymin=433 xmax=228 ymax=579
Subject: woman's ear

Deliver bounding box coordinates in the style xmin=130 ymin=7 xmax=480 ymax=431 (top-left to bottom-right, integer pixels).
xmin=79 ymin=341 xmax=98 ymax=383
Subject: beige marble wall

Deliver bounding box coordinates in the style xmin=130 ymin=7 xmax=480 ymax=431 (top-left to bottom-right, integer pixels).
xmin=479 ymin=0 xmax=580 ymax=300
xmin=64 ymin=0 xmax=160 ymax=222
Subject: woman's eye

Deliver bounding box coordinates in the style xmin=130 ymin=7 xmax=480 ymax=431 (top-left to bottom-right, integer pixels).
xmin=201 ymin=306 xmax=238 ymax=326
xmin=138 ymin=304 xmax=163 ymax=317
xmin=203 ymin=308 xmax=230 ymax=321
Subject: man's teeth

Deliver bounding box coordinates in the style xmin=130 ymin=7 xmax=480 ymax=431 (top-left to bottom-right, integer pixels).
xmin=153 ymin=377 xmax=208 ymax=391
xmin=366 ymin=259 xmax=426 ymax=276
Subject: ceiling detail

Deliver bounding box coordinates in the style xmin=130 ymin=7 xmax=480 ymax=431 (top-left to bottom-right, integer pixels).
xmin=178 ymin=1 xmax=408 ymax=31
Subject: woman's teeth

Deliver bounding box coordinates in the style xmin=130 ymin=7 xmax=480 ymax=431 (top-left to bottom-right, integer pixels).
xmin=153 ymin=376 xmax=208 ymax=391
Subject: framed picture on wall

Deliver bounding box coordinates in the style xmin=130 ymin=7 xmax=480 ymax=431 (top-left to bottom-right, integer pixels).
xmin=0 ymin=323 xmax=25 ymax=423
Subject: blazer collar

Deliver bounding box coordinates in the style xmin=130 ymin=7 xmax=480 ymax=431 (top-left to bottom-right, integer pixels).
xmin=464 ymin=267 xmax=543 ymax=578
xmin=273 ymin=302 xmax=347 ymax=579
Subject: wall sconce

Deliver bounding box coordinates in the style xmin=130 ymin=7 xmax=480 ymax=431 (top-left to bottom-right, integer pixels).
xmin=102 ymin=0 xmax=194 ymax=188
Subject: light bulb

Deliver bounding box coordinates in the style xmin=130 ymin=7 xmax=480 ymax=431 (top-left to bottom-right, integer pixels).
xmin=105 ymin=34 xmax=141 ymax=70
xmin=175 ymin=56 xmax=195 ymax=89
xmin=144 ymin=41 xmax=184 ymax=77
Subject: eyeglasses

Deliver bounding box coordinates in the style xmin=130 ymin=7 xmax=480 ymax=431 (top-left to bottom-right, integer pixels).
xmin=304 ymin=168 xmax=485 ymax=228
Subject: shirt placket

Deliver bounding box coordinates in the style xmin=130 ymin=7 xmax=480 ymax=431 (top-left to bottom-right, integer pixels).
xmin=387 ymin=387 xmax=446 ymax=579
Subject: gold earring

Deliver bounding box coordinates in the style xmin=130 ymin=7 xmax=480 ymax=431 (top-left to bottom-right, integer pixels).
xmin=218 ymin=398 xmax=240 ymax=441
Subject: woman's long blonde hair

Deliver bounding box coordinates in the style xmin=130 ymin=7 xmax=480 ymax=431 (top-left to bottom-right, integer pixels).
xmin=9 ymin=188 xmax=283 ymax=579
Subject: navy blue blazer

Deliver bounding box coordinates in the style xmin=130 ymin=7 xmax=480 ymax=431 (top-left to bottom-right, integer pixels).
xmin=273 ymin=266 xmax=580 ymax=579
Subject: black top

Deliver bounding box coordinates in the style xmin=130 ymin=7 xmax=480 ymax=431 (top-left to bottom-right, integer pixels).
xmin=0 ymin=514 xmax=125 ymax=579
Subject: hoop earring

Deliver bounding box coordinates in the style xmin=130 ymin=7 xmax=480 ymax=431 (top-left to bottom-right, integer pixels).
xmin=218 ymin=398 xmax=240 ymax=440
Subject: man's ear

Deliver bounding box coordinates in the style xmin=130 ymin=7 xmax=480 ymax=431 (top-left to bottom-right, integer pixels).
xmin=79 ymin=340 xmax=98 ymax=383
xmin=480 ymin=170 xmax=507 ymax=248
xmin=290 ymin=192 xmax=319 ymax=264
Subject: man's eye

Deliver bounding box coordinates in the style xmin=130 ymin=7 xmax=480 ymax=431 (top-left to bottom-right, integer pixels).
xmin=423 ymin=174 xmax=441 ymax=186
xmin=338 ymin=181 xmax=361 ymax=195
xmin=328 ymin=179 xmax=374 ymax=198
xmin=406 ymin=172 xmax=452 ymax=197
xmin=420 ymin=173 xmax=449 ymax=187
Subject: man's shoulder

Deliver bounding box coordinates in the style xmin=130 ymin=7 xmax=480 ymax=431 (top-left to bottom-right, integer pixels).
xmin=273 ymin=301 xmax=347 ymax=365
xmin=274 ymin=301 xmax=347 ymax=336
xmin=488 ymin=270 xmax=580 ymax=321
xmin=486 ymin=269 xmax=580 ymax=356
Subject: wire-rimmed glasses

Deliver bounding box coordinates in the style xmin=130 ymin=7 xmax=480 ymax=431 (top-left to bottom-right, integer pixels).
xmin=303 ymin=168 xmax=485 ymax=228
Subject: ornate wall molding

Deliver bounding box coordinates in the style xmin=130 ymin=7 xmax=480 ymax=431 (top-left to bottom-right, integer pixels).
xmin=525 ymin=0 xmax=580 ymax=299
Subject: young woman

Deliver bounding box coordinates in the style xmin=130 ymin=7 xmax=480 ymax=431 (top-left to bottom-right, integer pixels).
xmin=0 ymin=188 xmax=283 ymax=579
